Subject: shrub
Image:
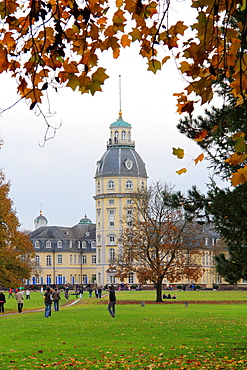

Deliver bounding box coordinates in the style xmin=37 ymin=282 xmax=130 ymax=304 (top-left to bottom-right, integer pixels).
xmin=213 ymin=284 xmax=219 ymax=290
xmin=177 ymin=285 xmax=183 ymax=290
xmin=130 ymin=285 xmax=137 ymax=290
xmin=195 ymin=285 xmax=201 ymax=290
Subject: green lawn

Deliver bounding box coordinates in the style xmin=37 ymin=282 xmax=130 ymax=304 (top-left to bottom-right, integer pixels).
xmin=1 ymin=291 xmax=247 ymax=369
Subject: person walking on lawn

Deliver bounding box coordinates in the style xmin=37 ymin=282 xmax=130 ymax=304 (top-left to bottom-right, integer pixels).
xmin=0 ymin=291 xmax=6 ymax=313
xmin=15 ymin=288 xmax=24 ymax=313
xmin=52 ymin=288 xmax=61 ymax=311
xmin=44 ymin=287 xmax=53 ymax=318
xmin=108 ymin=286 xmax=116 ymax=318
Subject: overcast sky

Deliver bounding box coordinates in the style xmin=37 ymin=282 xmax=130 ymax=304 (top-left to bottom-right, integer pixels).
xmin=0 ymin=1 xmax=227 ymax=231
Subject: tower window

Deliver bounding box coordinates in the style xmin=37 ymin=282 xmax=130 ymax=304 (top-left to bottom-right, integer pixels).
xmin=109 ymin=248 xmax=115 ymax=262
xmin=121 ymin=130 xmax=126 ymax=140
xmin=108 ymin=180 xmax=114 ymax=189
xmin=126 ymin=180 xmax=133 ymax=189
xmin=109 ymin=235 xmax=115 ymax=245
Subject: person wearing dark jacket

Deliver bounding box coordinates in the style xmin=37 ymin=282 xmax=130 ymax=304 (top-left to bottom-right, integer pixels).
xmin=0 ymin=291 xmax=6 ymax=313
xmin=52 ymin=288 xmax=61 ymax=311
xmin=44 ymin=287 xmax=53 ymax=318
xmin=108 ymin=286 xmax=116 ymax=318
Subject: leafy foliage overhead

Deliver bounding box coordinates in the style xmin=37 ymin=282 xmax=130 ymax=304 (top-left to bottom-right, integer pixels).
xmin=1 ymin=0 xmax=247 ymax=181
xmin=0 ymin=0 xmax=246 ymax=111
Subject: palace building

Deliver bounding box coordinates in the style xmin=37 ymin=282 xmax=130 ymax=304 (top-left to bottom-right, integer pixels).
xmin=29 ymin=112 xmax=226 ymax=288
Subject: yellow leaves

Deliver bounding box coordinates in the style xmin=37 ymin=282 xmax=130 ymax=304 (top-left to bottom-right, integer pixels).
xmin=194 ymin=153 xmax=204 ymax=165
xmin=231 ymin=166 xmax=247 ymax=186
xmin=121 ymin=34 xmax=131 ymax=48
xmin=176 ymin=168 xmax=187 ymax=175
xmin=116 ymin=0 xmax=123 ymax=9
xmin=225 ymin=153 xmax=247 ymax=166
xmin=172 ymin=147 xmax=184 ymax=159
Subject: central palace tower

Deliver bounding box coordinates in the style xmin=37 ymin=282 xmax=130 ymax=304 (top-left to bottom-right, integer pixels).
xmin=94 ymin=112 xmax=148 ymax=286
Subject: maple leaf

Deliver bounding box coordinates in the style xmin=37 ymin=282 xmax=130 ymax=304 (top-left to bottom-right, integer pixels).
xmin=225 ymin=153 xmax=247 ymax=166
xmin=147 ymin=59 xmax=161 ymax=74
xmin=194 ymin=129 xmax=208 ymax=142
xmin=121 ymin=34 xmax=131 ymax=48
xmin=231 ymin=167 xmax=247 ymax=186
xmin=172 ymin=147 xmax=184 ymax=159
xmin=194 ymin=153 xmax=204 ymax=165
xmin=176 ymin=168 xmax=187 ymax=175
xmin=0 ymin=46 xmax=9 ymax=73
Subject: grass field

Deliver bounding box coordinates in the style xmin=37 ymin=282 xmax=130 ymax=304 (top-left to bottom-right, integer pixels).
xmin=1 ymin=290 xmax=247 ymax=369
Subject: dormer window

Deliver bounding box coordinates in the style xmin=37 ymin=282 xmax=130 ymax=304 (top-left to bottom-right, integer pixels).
xmin=35 ymin=241 xmax=40 ymax=249
xmin=57 ymin=240 xmax=62 ymax=248
xmin=46 ymin=241 xmax=51 ymax=248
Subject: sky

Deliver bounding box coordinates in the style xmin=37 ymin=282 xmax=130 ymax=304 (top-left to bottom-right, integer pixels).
xmin=0 ymin=1 xmax=227 ymax=231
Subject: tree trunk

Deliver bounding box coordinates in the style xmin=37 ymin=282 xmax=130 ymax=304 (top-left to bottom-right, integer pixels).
xmin=155 ymin=279 xmax=163 ymax=302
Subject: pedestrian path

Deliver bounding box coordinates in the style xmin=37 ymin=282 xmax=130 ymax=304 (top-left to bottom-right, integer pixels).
xmin=0 ymin=298 xmax=81 ymax=317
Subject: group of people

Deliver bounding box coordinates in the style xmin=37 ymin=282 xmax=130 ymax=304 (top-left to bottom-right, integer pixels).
xmin=0 ymin=285 xmax=117 ymax=318
xmin=163 ymin=293 xmax=177 ymax=299
xmin=44 ymin=287 xmax=61 ymax=317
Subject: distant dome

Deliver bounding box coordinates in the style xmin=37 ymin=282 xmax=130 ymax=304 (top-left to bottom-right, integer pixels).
xmin=34 ymin=211 xmax=48 ymax=230
xmin=79 ymin=215 xmax=93 ymax=224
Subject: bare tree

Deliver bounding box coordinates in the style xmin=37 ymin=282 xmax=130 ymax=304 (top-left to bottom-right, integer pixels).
xmin=112 ymin=182 xmax=204 ymax=302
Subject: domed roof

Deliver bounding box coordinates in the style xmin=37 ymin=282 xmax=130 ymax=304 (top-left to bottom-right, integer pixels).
xmin=110 ymin=115 xmax=131 ymax=128
xmin=78 ymin=215 xmax=93 ymax=224
xmin=95 ymin=147 xmax=147 ymax=178
xmin=35 ymin=215 xmax=48 ymax=223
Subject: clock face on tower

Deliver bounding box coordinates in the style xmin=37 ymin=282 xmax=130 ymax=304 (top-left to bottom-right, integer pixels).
xmin=124 ymin=158 xmax=133 ymax=170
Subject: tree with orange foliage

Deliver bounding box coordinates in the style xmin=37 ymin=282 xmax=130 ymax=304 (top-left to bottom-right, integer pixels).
xmin=0 ymin=147 xmax=35 ymax=287
xmin=111 ymin=182 xmax=203 ymax=302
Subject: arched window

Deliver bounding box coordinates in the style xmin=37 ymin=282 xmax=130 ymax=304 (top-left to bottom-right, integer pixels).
xmin=82 ymin=241 xmax=87 ymax=249
xmin=121 ymin=130 xmax=126 ymax=140
xmin=91 ymin=241 xmax=96 ymax=249
xmin=126 ymin=180 xmax=133 ymax=189
xmin=57 ymin=240 xmax=62 ymax=248
xmin=109 ymin=248 xmax=115 ymax=262
xmin=46 ymin=255 xmax=52 ymax=266
xmin=114 ymin=130 xmax=119 ymax=139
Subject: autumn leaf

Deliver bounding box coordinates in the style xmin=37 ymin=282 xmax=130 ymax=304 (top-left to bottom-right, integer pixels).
xmin=176 ymin=168 xmax=187 ymax=175
xmin=231 ymin=166 xmax=247 ymax=186
xmin=194 ymin=129 xmax=208 ymax=141
xmin=172 ymin=147 xmax=184 ymax=159
xmin=121 ymin=34 xmax=131 ymax=47
xmin=147 ymin=59 xmax=161 ymax=74
xmin=194 ymin=153 xmax=204 ymax=165
xmin=225 ymin=153 xmax=247 ymax=166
